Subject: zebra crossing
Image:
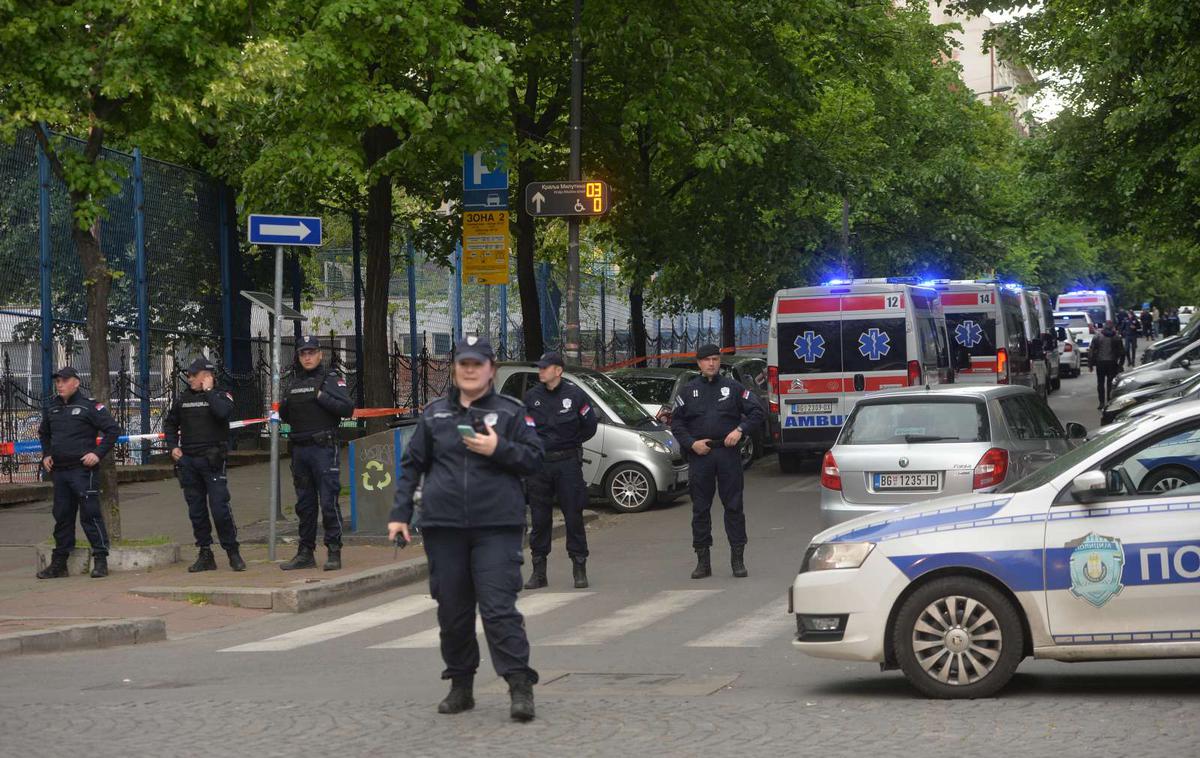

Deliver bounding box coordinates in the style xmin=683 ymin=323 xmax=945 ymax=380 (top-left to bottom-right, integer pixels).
xmin=219 ymin=588 xmax=794 ymax=654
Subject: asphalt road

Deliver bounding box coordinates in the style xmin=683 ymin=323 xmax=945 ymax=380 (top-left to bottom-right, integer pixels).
xmin=5 ymin=373 xmax=1198 ymax=757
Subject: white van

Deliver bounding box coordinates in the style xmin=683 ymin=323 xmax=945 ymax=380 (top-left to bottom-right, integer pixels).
xmin=766 ymin=278 xmax=953 ymax=473
xmin=1054 ymin=290 xmax=1114 ymax=327
xmin=931 ymin=280 xmax=1040 ymax=395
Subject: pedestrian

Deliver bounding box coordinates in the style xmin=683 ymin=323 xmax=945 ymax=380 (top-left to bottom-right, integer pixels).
xmin=670 ymin=344 xmax=765 ymax=579
xmin=1120 ymin=318 xmax=1139 ymax=367
xmin=278 ymin=336 xmax=354 ymax=571
xmin=1152 ymin=306 xmax=1161 ymax=337
xmin=1089 ymin=321 xmax=1127 ymax=409
xmin=163 ymin=358 xmax=245 ymax=573
xmin=1141 ymin=309 xmax=1154 ymax=339
xmin=36 ymin=367 xmax=123 ymax=579
xmin=388 ymin=336 xmax=543 ymax=721
xmin=523 ymin=351 xmax=598 ymax=590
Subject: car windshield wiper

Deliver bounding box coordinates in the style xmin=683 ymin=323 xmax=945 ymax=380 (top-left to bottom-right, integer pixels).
xmin=903 ymin=434 xmax=960 ymax=443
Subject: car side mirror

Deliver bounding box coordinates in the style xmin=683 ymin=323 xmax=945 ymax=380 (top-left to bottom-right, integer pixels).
xmin=1070 ymin=470 xmax=1108 ymax=503
xmin=1182 ymin=358 xmax=1192 ymax=369
xmin=1065 ymin=422 xmax=1087 ymax=440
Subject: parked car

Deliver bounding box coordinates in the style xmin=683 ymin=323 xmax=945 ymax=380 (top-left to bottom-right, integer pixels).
xmin=495 ymin=363 xmax=688 ymax=513
xmin=1109 ymin=371 xmax=1200 ymax=424
xmin=1054 ymin=310 xmax=1095 ymax=366
xmin=1057 ymin=326 xmax=1081 ymax=378
xmin=1109 ymin=337 xmax=1200 ymax=402
xmin=1141 ymin=314 xmax=1200 ymax=364
xmin=666 ymin=352 xmax=775 ymax=460
xmin=1180 ymin=306 xmax=1195 ymax=328
xmin=819 ymin=384 xmax=1085 ymax=526
xmin=791 ymin=400 xmax=1200 ymax=698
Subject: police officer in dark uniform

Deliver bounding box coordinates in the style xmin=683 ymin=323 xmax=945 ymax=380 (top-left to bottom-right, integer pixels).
xmin=36 ymin=367 xmax=123 ymax=579
xmin=523 ymin=351 xmax=598 ymax=590
xmin=670 ymin=345 xmax=765 ymax=579
xmin=388 ymin=336 xmax=543 ymax=722
xmin=279 ymin=336 xmax=355 ymax=571
xmin=163 ymin=358 xmax=245 ymax=573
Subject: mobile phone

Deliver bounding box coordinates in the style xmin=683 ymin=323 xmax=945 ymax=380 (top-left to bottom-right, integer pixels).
xmin=457 ymin=424 xmax=477 ymax=439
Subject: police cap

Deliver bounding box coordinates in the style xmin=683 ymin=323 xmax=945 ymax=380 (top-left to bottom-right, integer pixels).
xmin=297 ymin=335 xmax=321 ymax=352
xmin=696 ymin=344 xmax=721 ymax=360
xmin=535 ymin=351 xmax=564 ymax=369
xmin=51 ymin=366 xmax=79 ymax=380
xmin=454 ymin=335 xmax=495 ymax=363
xmin=187 ymin=357 xmax=217 ymax=375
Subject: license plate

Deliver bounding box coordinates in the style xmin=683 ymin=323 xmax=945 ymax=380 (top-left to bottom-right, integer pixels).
xmin=791 ymin=402 xmax=833 ymax=414
xmin=872 ymin=472 xmax=939 ymax=491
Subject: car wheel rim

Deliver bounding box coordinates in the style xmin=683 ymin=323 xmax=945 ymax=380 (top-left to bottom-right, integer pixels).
xmin=611 ymin=470 xmax=649 ymax=509
xmin=741 ymin=437 xmax=754 ymax=465
xmin=1152 ymin=476 xmax=1191 ymax=492
xmin=911 ymin=594 xmax=1002 ymax=686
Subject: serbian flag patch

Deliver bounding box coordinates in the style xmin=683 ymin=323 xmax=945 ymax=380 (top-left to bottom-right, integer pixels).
xmin=741 ymin=389 xmax=750 ymax=400
xmin=579 ymin=404 xmax=591 ymax=416
xmin=525 ymin=415 xmax=536 ymax=427
xmin=95 ymin=403 xmax=105 ymax=411
xmin=337 ymin=378 xmax=347 ymax=387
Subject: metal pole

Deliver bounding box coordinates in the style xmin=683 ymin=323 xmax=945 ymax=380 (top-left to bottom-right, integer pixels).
xmin=484 ymin=285 xmax=492 ymax=343
xmin=406 ymin=240 xmax=419 ymax=408
xmin=598 ymin=260 xmax=606 ymax=365
xmin=453 ymin=241 xmax=463 ymax=341
xmin=37 ymin=136 xmax=53 ymax=402
xmin=269 ymin=245 xmax=284 ymax=561
xmin=218 ymin=184 xmax=234 ymax=370
xmin=564 ymin=0 xmax=584 ymax=364
xmin=132 ymin=148 xmax=150 ymax=463
xmin=290 ymin=251 xmax=303 ymax=342
xmin=499 ymin=283 xmax=508 ymax=359
xmin=351 ymin=211 xmax=365 ymax=408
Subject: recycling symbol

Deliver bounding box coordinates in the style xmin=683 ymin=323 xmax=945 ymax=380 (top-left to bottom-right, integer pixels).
xmin=361 ymin=460 xmax=392 ymax=491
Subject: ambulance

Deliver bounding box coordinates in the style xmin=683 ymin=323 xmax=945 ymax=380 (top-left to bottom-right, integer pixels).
xmin=931 ymin=280 xmax=1038 ymax=394
xmin=766 ymin=279 xmax=953 ymax=473
xmin=1054 ymin=290 xmax=1115 ymax=328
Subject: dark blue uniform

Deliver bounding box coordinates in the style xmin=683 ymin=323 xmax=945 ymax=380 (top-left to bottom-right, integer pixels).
xmin=280 ymin=365 xmax=354 ymax=551
xmin=38 ymin=391 xmax=122 ymax=559
xmin=390 ymin=386 xmax=544 ymax=684
xmin=524 ymin=378 xmax=597 ymax=561
xmin=670 ymin=373 xmax=765 ymax=549
xmin=164 ymin=387 xmax=238 ymax=551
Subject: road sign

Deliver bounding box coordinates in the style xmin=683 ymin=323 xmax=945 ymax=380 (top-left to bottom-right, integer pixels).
xmin=463 ymin=148 xmax=509 ymax=210
xmin=462 ymin=210 xmax=510 ymax=285
xmin=525 ymin=180 xmax=609 ymax=217
xmin=247 ymin=214 xmax=323 ymax=247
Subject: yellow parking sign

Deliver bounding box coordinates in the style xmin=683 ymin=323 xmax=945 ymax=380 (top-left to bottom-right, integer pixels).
xmin=462 ymin=210 xmax=510 ymax=285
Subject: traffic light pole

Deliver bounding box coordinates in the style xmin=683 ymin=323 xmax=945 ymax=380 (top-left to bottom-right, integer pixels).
xmin=565 ymin=0 xmax=583 ymax=364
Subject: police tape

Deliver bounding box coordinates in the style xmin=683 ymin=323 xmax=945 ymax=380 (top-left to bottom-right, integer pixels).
xmin=0 ymin=406 xmax=412 ymax=456
xmin=599 ymin=343 xmax=767 ymax=372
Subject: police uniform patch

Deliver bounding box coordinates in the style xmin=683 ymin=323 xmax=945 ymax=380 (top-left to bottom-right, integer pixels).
xmin=720 ymin=386 xmax=730 ymax=398
xmin=579 ymin=403 xmax=591 ymax=416
xmin=1067 ymin=532 xmax=1125 ymax=607
xmin=562 ymin=398 xmax=572 ymax=410
xmin=484 ymin=412 xmax=499 ymax=428
xmin=71 ymin=408 xmax=81 ymax=416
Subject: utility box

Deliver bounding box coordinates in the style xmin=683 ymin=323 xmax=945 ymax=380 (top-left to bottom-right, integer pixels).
xmin=348 ymin=422 xmax=417 ymax=534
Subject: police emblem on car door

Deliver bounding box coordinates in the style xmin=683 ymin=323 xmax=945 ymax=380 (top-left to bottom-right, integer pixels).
xmin=1067 ymin=532 xmax=1125 ymax=607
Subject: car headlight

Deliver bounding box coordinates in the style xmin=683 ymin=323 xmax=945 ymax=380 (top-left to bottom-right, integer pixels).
xmin=640 ymin=435 xmax=670 ymax=454
xmin=800 ymin=542 xmax=875 ymax=572
xmin=1106 ymin=395 xmax=1135 ymax=412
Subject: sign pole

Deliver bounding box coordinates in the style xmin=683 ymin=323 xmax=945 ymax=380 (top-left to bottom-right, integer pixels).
xmin=269 ymin=244 xmax=283 ymax=562
xmin=565 ymin=0 xmax=584 ymax=364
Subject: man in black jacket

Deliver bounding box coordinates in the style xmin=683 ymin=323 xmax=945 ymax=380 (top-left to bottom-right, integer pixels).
xmin=1090 ymin=321 xmax=1127 ymax=409
xmin=670 ymin=345 xmax=765 ymax=579
xmin=388 ymin=337 xmax=544 ymax=721
xmin=279 ymin=336 xmax=355 ymax=571
xmin=36 ymin=367 xmax=123 ymax=579
xmin=163 ymin=358 xmax=244 ymax=573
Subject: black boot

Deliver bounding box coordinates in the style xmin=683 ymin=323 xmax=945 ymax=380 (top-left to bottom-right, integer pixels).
xmin=572 ymin=557 xmax=589 ymax=589
xmin=188 ymin=547 xmax=217 ymax=573
xmin=524 ymin=556 xmax=547 ymax=590
xmin=437 ymin=677 xmax=475 ymax=714
xmin=90 ymin=554 xmax=108 ymax=578
xmin=691 ymin=548 xmax=712 ymax=579
xmin=506 ymin=673 xmax=535 ymax=722
xmin=280 ymin=546 xmax=316 ymax=571
xmin=36 ymin=555 xmax=69 ymax=579
xmin=226 ymin=547 xmax=247 ymax=572
xmin=731 ymin=545 xmax=748 ymax=578
xmin=323 ymin=546 xmax=342 ymax=571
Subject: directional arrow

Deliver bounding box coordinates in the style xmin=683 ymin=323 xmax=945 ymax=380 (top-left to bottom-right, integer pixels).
xmin=248 ymin=214 xmax=323 ymax=247
xmin=260 ymin=221 xmax=312 ymax=240
xmin=531 ymin=192 xmax=546 ymax=213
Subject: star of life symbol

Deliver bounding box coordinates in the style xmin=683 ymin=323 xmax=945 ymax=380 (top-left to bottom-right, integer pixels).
xmin=955 ymin=320 xmax=984 ymax=348
xmin=793 ymin=331 xmax=826 ymax=363
xmin=858 ymin=328 xmax=891 ymax=360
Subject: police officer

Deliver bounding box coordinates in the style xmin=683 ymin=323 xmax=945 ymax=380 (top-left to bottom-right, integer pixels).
xmin=278 ymin=336 xmax=355 ymax=571
xmin=523 ymin=351 xmax=598 ymax=590
xmin=36 ymin=367 xmax=122 ymax=579
xmin=388 ymin=337 xmax=543 ymax=722
xmin=163 ymin=358 xmax=245 ymax=573
xmin=670 ymin=345 xmax=765 ymax=580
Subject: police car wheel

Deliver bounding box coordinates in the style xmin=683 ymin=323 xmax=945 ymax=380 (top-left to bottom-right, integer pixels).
xmin=1141 ymin=466 xmax=1199 ymax=494
xmin=604 ymin=463 xmax=657 ymax=513
xmin=739 ymin=435 xmax=756 ymax=469
xmin=893 ymin=577 xmax=1024 ymax=699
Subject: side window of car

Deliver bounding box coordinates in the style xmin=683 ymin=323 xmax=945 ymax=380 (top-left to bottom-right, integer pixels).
xmin=1100 ymin=424 xmax=1200 ymax=497
xmin=500 ymin=372 xmax=528 ymax=400
xmin=999 ymin=396 xmax=1035 ymax=440
xmin=1018 ymin=396 xmax=1065 ymax=439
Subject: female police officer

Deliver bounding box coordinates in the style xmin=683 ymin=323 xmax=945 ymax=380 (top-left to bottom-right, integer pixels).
xmin=388 ymin=336 xmax=544 ymax=722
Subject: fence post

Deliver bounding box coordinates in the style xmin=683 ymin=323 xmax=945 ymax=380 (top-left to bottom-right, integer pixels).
xmin=290 ymin=251 xmax=303 ymax=341
xmin=452 ymin=241 xmax=463 ymax=342
xmin=406 ymin=239 xmax=419 ymax=408
xmin=351 ymin=211 xmax=365 ymax=408
xmin=218 ymin=183 xmax=234 ymax=370
xmin=598 ymin=262 xmax=606 ymax=366
xmin=498 ymin=283 xmax=508 ymax=359
xmin=37 ymin=134 xmax=54 ymax=402
xmin=132 ymin=148 xmax=151 ymax=462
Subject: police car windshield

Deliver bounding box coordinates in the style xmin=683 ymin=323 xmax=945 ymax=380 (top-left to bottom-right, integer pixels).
xmin=841 ymin=399 xmax=988 ymax=445
xmin=997 ymin=420 xmax=1145 ymax=493
xmin=574 ymin=373 xmax=656 ymax=428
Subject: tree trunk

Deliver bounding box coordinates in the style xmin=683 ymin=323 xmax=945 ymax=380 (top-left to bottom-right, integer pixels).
xmin=361 ymin=126 xmax=399 ymax=429
xmin=515 ymin=155 xmax=544 ymax=360
xmin=720 ymin=293 xmax=736 ymax=351
xmin=629 ymin=280 xmax=648 ymax=367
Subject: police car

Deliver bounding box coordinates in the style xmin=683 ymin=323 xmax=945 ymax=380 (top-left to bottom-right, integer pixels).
xmin=766 ymin=278 xmax=954 ymax=473
xmin=791 ymin=400 xmax=1200 ymax=698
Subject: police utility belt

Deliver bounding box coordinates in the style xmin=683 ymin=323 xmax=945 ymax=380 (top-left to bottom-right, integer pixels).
xmin=544 ymin=447 xmax=582 ymax=462
xmin=291 ymin=430 xmax=337 ymax=447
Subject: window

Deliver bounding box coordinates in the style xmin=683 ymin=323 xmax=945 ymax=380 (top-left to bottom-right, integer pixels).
xmin=776 ymin=320 xmax=843 ymax=375
xmin=743 ymin=359 xmax=768 ymax=389
xmin=999 ymin=396 xmax=1037 ymax=440
xmin=613 ymin=375 xmax=676 ymax=405
xmin=1017 ymin=395 xmax=1066 ymax=439
xmin=1101 ymin=423 xmax=1200 ymax=496
xmin=945 ymin=311 xmax=997 ymax=357
xmin=572 ymin=372 xmax=653 ymax=428
xmin=841 ymin=317 xmax=908 ymax=373
xmin=841 ymin=400 xmax=988 ymax=445
xmin=499 ymin=372 xmax=530 ymax=400
xmin=433 ymin=333 xmax=452 ymax=355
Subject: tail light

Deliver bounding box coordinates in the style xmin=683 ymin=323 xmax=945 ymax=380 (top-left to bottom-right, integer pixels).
xmin=820 ymin=451 xmax=842 ymax=490
xmin=767 ymin=365 xmax=780 ymax=413
xmin=972 ymin=448 xmax=1009 ymax=489
xmin=996 ymin=348 xmax=1009 ymax=384
xmin=907 ymin=360 xmax=923 ymax=387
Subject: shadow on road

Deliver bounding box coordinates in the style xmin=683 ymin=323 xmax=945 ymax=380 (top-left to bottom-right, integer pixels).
xmin=803 ymin=670 xmax=1200 ymax=700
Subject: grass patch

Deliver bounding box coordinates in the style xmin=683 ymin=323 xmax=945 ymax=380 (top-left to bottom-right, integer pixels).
xmin=185 ymin=593 xmax=210 ymax=606
xmin=114 ymin=535 xmax=173 ymax=547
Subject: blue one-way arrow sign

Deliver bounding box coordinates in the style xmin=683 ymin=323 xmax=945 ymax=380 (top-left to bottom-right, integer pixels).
xmin=248 ymin=214 xmax=323 ymax=247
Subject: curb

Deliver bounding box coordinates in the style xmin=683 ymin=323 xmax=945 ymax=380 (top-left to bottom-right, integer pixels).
xmin=127 ymin=512 xmax=599 ymax=614
xmin=0 ymin=618 xmax=166 ymax=659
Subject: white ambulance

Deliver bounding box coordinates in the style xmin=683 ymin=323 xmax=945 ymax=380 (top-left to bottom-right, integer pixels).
xmin=1054 ymin=290 xmax=1115 ymax=328
xmin=932 ymin=280 xmax=1039 ymax=394
xmin=767 ymin=279 xmax=953 ymax=473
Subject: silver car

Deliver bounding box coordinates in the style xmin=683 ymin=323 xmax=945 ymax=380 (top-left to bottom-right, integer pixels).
xmin=495 ymin=363 xmax=689 ymax=513
xmin=819 ymin=384 xmax=1085 ymax=526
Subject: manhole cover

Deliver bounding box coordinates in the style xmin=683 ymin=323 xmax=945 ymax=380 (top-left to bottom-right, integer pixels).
xmin=548 ymin=673 xmax=685 ymax=692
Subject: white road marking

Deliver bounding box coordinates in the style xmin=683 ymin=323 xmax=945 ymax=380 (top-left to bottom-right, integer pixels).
xmin=220 ymin=595 xmax=437 ymax=652
xmin=370 ymin=592 xmax=590 ymax=649
xmin=540 ymin=590 xmax=721 ymax=646
xmin=684 ymin=599 xmax=793 ymax=648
